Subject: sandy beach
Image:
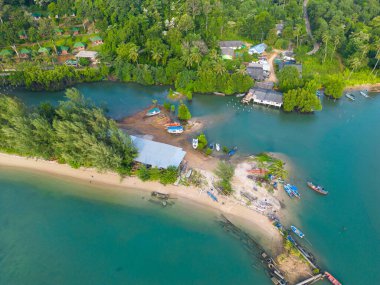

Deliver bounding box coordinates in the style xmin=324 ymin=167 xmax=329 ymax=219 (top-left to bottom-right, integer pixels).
xmin=0 ymin=152 xmax=282 ymax=251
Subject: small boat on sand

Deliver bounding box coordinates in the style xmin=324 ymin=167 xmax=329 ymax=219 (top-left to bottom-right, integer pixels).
xmin=207 ymin=191 xmax=218 ymax=202
xmin=215 ymin=143 xmax=220 ymax=151
xmin=345 ymin=93 xmax=355 ymax=101
xmin=228 ymin=146 xmax=237 ymax=157
xmin=192 ymin=138 xmax=198 ymax=149
xmin=291 ymin=225 xmax=305 ymax=238
xmin=307 ymin=181 xmax=328 ymax=195
xmin=151 ymin=191 xmax=170 ymax=200
xmin=325 ymin=271 xmax=342 ymax=285
xmin=167 ymin=126 xmax=183 ymax=134
xmin=165 ymin=122 xmax=181 ymax=128
xmin=146 ymin=107 xmax=161 ymax=116
xmin=360 ymin=91 xmax=369 ymax=98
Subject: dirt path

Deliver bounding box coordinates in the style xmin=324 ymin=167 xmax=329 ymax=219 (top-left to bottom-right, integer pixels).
xmin=266 ymin=49 xmax=283 ymax=83
xmin=303 ymin=0 xmax=320 ymax=55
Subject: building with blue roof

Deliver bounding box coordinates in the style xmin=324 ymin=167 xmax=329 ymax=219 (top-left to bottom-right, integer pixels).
xmin=249 ymin=43 xmax=268 ymax=55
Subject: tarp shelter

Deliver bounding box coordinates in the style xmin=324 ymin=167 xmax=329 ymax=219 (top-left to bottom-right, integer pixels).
xmin=130 ymin=136 xmax=186 ymax=169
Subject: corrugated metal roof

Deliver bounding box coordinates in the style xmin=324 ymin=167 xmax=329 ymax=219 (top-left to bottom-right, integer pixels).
xmin=130 ymin=136 xmax=186 ymax=169
xmin=219 ymin=41 xmax=244 ymax=48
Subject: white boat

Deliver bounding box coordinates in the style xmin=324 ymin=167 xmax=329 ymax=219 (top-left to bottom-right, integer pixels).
xmin=146 ymin=107 xmax=161 ymax=116
xmin=215 ymin=143 xmax=220 ymax=151
xmin=360 ymin=91 xmax=369 ymax=98
xmin=167 ymin=126 xmax=183 ymax=134
xmin=236 ymin=93 xmax=245 ymax=98
xmin=345 ymin=93 xmax=355 ymax=101
xmin=192 ymin=138 xmax=198 ymax=149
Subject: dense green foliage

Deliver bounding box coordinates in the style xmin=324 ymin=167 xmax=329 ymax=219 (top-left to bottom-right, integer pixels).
xmin=214 ymin=161 xmax=235 ymax=195
xmin=136 ymin=165 xmax=178 ymax=185
xmin=0 ymin=88 xmax=137 ymax=173
xmin=196 ymin=133 xmax=208 ymax=150
xmin=177 ymin=103 xmax=192 ymax=121
xmin=278 ymin=66 xmax=304 ymax=93
xmin=283 ymin=80 xmax=322 ymax=113
xmin=324 ymin=75 xmax=345 ymax=99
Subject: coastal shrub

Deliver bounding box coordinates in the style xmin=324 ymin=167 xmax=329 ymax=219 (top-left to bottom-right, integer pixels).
xmin=214 ymin=161 xmax=235 ymax=195
xmin=222 ymin=146 xmax=229 ymax=154
xmin=149 ymin=167 xmax=161 ymax=181
xmin=79 ymin=58 xmax=91 ymax=67
xmin=283 ymin=80 xmax=322 ymax=113
xmin=205 ymin=148 xmax=212 ymax=155
xmin=136 ymin=165 xmax=151 ymax=181
xmin=323 ymin=75 xmax=345 ymax=99
xmin=163 ymin=102 xmax=171 ymax=111
xmin=159 ymin=166 xmax=178 ymax=185
xmin=278 ymin=66 xmax=304 ymax=93
xmin=170 ymin=105 xmax=176 ymax=113
xmin=177 ymin=103 xmax=192 ymax=121
xmin=197 ymin=133 xmax=208 ymax=150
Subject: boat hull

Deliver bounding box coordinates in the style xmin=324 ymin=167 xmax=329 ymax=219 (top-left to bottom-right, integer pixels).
xmin=307 ymin=182 xmax=328 ymax=195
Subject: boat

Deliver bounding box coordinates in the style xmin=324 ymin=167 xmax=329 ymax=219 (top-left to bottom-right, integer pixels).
xmin=165 ymin=122 xmax=181 ymax=128
xmin=290 ymin=185 xmax=301 ymax=199
xmin=167 ymin=126 xmax=183 ymax=134
xmin=345 ymin=93 xmax=355 ymax=101
xmin=207 ymin=191 xmax=218 ymax=202
xmin=192 ymin=138 xmax=198 ymax=149
xmin=215 ymin=143 xmax=220 ymax=151
xmin=360 ymin=91 xmax=369 ymax=98
xmin=209 ymin=143 xmax=214 ymax=150
xmin=325 ymin=272 xmax=342 ymax=285
xmin=286 ymin=235 xmax=296 ymax=245
xmin=236 ymin=93 xmax=245 ymax=97
xmin=151 ymin=191 xmax=170 ymax=200
xmin=247 ymin=168 xmax=268 ymax=175
xmin=146 ymin=107 xmax=161 ymax=116
xmin=283 ymin=184 xmax=294 ymax=198
xmin=228 ymin=146 xmax=237 ymax=157
xmin=307 ymin=181 xmax=328 ymax=195
xmin=291 ymin=225 xmax=305 ymax=238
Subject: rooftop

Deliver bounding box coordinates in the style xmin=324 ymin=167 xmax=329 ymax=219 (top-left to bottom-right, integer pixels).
xmin=130 ymin=136 xmax=186 ymax=168
xmin=74 ymin=42 xmax=86 ymax=48
xmin=219 ymin=41 xmax=244 ymax=48
xmin=249 ymin=43 xmax=268 ymax=54
xmin=251 ymin=87 xmax=283 ymax=104
xmin=90 ymin=36 xmax=102 ymax=42
xmin=75 ymin=51 xmax=98 ymax=58
xmin=221 ymin=47 xmax=235 ymax=58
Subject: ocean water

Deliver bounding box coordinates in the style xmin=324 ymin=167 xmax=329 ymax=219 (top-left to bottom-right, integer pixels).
xmin=0 ymin=168 xmax=269 ymax=285
xmin=7 ymin=82 xmax=380 ymax=284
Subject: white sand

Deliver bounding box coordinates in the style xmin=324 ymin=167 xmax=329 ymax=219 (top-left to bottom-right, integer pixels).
xmin=0 ymin=153 xmax=282 ymax=252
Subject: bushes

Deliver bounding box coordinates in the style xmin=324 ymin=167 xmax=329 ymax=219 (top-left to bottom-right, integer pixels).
xmin=135 ymin=165 xmax=178 ymax=185
xmin=214 ymin=161 xmax=235 ymax=195
xmin=197 ymin=133 xmax=208 ymax=150
xmin=283 ymin=80 xmax=322 ymax=113
xmin=323 ymin=75 xmax=345 ymax=99
xmin=177 ymin=103 xmax=192 ymax=121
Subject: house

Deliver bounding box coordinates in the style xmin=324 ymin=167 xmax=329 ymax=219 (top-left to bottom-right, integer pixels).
xmin=130 ymin=136 xmax=186 ymax=169
xmin=247 ymin=63 xmax=265 ymax=81
xmin=276 ymin=23 xmax=284 ymax=36
xmin=73 ymin=42 xmax=86 ymax=51
xmin=19 ymin=48 xmax=31 ymax=58
xmin=54 ymin=28 xmax=63 ymax=36
xmin=32 ymin=12 xmax=42 ymax=20
xmin=250 ymin=87 xmax=283 ymax=108
xmin=90 ymin=36 xmax=103 ymax=45
xmin=75 ymin=50 xmax=98 ymax=62
xmin=65 ymin=59 xmax=77 ymax=66
xmin=58 ymin=46 xmax=69 ymax=55
xmin=38 ymin=47 xmax=51 ymax=54
xmin=71 ymin=27 xmax=80 ymax=35
xmin=0 ymin=49 xmax=13 ymax=58
xmin=249 ymin=43 xmax=268 ymax=55
xmin=18 ymin=31 xmax=27 ymax=40
xmin=219 ymin=40 xmax=244 ymax=59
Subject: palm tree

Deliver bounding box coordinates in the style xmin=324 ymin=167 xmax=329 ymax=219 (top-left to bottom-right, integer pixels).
xmin=151 ymin=49 xmax=162 ymax=66
xmin=331 ymin=36 xmax=340 ymax=61
xmin=294 ymin=24 xmax=302 ymax=47
xmin=182 ymin=50 xmax=193 ymax=68
xmin=236 ymin=64 xmax=247 ymax=75
xmin=348 ymin=57 xmax=361 ymax=79
xmin=190 ymin=47 xmax=201 ymax=66
xmin=209 ymin=49 xmax=219 ymax=61
xmin=322 ymin=32 xmax=330 ymax=63
xmin=214 ymin=61 xmax=226 ymax=75
xmin=371 ymin=47 xmax=380 ymax=74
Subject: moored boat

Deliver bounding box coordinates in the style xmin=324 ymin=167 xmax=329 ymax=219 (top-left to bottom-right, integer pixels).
xmin=165 ymin=122 xmax=181 ymax=128
xmin=207 ymin=191 xmax=218 ymax=202
xmin=307 ymin=181 xmax=328 ymax=195
xmin=228 ymin=146 xmax=237 ymax=157
xmin=215 ymin=143 xmax=220 ymax=151
xmin=325 ymin=272 xmax=342 ymax=285
xmin=345 ymin=93 xmax=355 ymax=101
xmin=146 ymin=107 xmax=161 ymax=116
xmin=360 ymin=91 xmax=369 ymax=98
xmin=236 ymin=93 xmax=245 ymax=97
xmin=291 ymin=225 xmax=305 ymax=238
xmin=284 ymin=184 xmax=294 ymax=198
xmin=167 ymin=126 xmax=184 ymax=134
xmin=192 ymin=138 xmax=198 ymax=149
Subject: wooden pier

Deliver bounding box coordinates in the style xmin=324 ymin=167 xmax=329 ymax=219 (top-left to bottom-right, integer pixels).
xmin=295 ymin=274 xmax=323 ymax=285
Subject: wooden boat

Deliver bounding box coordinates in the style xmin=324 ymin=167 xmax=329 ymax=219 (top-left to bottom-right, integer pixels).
xmin=291 ymin=225 xmax=305 ymax=238
xmin=151 ymin=191 xmax=170 ymax=200
xmin=345 ymin=93 xmax=355 ymax=101
xmin=167 ymin=126 xmax=183 ymax=134
xmin=325 ymin=272 xmax=342 ymax=285
xmin=360 ymin=91 xmax=369 ymax=98
xmin=215 ymin=143 xmax=220 ymax=151
xmin=165 ymin=122 xmax=181 ymax=128
xmin=307 ymin=181 xmax=328 ymax=195
xmin=192 ymin=138 xmax=198 ymax=149
xmin=236 ymin=93 xmax=245 ymax=97
xmin=146 ymin=107 xmax=160 ymax=116
xmin=228 ymin=146 xmax=237 ymax=157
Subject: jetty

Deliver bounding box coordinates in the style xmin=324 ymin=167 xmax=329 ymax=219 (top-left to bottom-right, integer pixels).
xmin=242 ymin=87 xmax=283 ymax=108
xmin=295 ymin=274 xmax=323 ymax=285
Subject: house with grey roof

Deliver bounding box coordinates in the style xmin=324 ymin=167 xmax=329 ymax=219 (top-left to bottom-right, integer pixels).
xmin=219 ymin=41 xmax=244 ymax=59
xmin=247 ymin=62 xmax=268 ymax=81
xmin=250 ymin=87 xmax=283 ymax=108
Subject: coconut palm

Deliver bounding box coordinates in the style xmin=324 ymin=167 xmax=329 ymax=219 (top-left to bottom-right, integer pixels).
xmin=190 ymin=47 xmax=201 ymax=66
xmin=151 ymin=49 xmax=162 ymax=66
xmin=348 ymin=57 xmax=361 ymax=79
xmin=236 ymin=64 xmax=247 ymax=75
xmin=214 ymin=61 xmax=226 ymax=75
xmin=331 ymin=36 xmax=340 ymax=60
xmin=322 ymin=32 xmax=330 ymax=63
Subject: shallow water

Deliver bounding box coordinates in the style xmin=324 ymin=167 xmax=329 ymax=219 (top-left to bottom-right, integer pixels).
xmin=7 ymin=82 xmax=380 ymax=284
xmin=0 ymin=167 xmax=270 ymax=285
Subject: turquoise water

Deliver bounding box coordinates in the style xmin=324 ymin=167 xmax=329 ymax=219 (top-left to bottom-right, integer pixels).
xmin=6 ymin=82 xmax=380 ymax=284
xmin=0 ymin=168 xmax=269 ymax=285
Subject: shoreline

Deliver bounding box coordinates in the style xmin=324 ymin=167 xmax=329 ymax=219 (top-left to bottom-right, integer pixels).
xmin=0 ymin=152 xmax=282 ymax=253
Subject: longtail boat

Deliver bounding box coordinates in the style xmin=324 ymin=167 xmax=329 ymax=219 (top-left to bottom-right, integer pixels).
xmin=307 ymin=182 xmax=328 ymax=195
xmin=291 ymin=225 xmax=305 ymax=238
xmin=167 ymin=126 xmax=183 ymax=134
xmin=325 ymin=272 xmax=342 ymax=285
xmin=207 ymin=191 xmax=218 ymax=202
xmin=165 ymin=122 xmax=181 ymax=128
xmin=146 ymin=107 xmax=160 ymax=116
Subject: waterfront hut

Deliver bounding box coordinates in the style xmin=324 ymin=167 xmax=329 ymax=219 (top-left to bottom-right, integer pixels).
xmin=249 ymin=43 xmax=267 ymax=55
xmin=130 ymin=136 xmax=186 ymax=169
xmin=90 ymin=36 xmax=103 ymax=46
xmin=247 ymin=62 xmax=265 ymax=81
xmin=19 ymin=48 xmax=31 ymax=58
xmin=71 ymin=27 xmax=80 ymax=35
xmin=38 ymin=47 xmax=51 ymax=54
xmin=73 ymin=42 xmax=86 ymax=51
xmin=250 ymin=87 xmax=283 ymax=108
xmin=219 ymin=40 xmax=244 ymax=60
xmin=18 ymin=31 xmax=27 ymax=40
xmin=58 ymin=46 xmax=69 ymax=55
xmin=0 ymin=49 xmax=13 ymax=58
xmin=54 ymin=28 xmax=63 ymax=36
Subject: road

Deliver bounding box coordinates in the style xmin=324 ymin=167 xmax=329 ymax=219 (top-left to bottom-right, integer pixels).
xmin=303 ymin=0 xmax=320 ymax=55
